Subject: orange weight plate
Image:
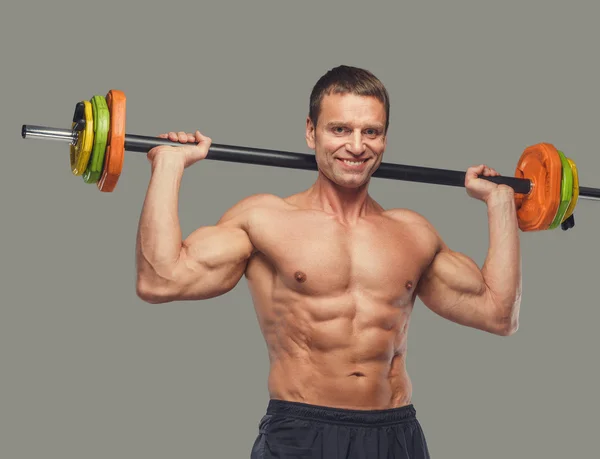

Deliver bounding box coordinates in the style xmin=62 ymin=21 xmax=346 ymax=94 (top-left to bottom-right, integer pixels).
xmin=514 ymin=143 xmax=563 ymax=232
xmin=98 ymin=89 xmax=126 ymax=192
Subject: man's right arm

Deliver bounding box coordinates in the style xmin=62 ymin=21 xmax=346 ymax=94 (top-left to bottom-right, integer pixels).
xmin=135 ymin=132 xmax=269 ymax=304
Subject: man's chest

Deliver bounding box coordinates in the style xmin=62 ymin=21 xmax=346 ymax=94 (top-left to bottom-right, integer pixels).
xmin=246 ymin=209 xmax=436 ymax=299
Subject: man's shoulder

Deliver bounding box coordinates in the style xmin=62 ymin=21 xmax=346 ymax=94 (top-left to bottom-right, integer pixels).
xmin=383 ymin=207 xmax=434 ymax=228
xmin=233 ymin=193 xmax=288 ymax=209
xmin=383 ymin=207 xmax=444 ymax=249
xmin=217 ymin=193 xmax=287 ymax=226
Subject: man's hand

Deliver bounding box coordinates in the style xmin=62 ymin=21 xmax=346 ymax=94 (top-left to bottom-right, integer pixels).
xmin=147 ymin=130 xmax=212 ymax=169
xmin=465 ymin=164 xmax=514 ymax=205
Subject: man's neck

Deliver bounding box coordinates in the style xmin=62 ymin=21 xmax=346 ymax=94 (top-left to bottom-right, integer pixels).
xmin=306 ymin=173 xmax=376 ymax=224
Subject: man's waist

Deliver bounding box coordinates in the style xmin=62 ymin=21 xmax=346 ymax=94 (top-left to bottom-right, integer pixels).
xmin=265 ymin=398 xmax=417 ymax=427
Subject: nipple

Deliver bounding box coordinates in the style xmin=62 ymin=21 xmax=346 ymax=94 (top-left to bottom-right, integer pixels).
xmin=405 ymin=281 xmax=413 ymax=290
xmin=294 ymin=271 xmax=307 ymax=283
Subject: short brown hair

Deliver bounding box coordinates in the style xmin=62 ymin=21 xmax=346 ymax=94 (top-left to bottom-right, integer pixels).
xmin=309 ymin=65 xmax=390 ymax=133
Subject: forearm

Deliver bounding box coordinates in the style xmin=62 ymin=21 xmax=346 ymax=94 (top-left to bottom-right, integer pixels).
xmin=136 ymin=155 xmax=186 ymax=286
xmin=481 ymin=189 xmax=522 ymax=316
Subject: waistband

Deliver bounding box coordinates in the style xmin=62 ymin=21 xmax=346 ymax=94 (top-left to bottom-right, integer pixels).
xmin=266 ymin=399 xmax=417 ymax=427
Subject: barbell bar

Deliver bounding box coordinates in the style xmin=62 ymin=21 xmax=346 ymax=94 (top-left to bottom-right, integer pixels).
xmin=20 ymin=89 xmax=600 ymax=232
xmin=22 ymin=124 xmax=537 ymax=191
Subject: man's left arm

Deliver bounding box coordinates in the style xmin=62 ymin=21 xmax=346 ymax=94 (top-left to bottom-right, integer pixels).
xmin=416 ymin=165 xmax=522 ymax=336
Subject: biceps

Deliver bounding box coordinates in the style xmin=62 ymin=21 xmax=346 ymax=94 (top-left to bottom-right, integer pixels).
xmin=178 ymin=226 xmax=253 ymax=294
xmin=183 ymin=225 xmax=254 ymax=271
xmin=144 ymin=226 xmax=253 ymax=301
xmin=417 ymin=251 xmax=494 ymax=328
xmin=423 ymin=251 xmax=486 ymax=298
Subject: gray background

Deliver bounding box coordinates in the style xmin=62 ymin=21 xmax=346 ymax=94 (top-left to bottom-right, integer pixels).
xmin=1 ymin=0 xmax=599 ymax=457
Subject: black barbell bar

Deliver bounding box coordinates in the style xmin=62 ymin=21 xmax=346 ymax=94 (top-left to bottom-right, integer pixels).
xmin=21 ymin=124 xmax=600 ymax=200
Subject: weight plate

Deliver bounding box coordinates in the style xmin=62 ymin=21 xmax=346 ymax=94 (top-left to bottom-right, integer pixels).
xmin=514 ymin=143 xmax=563 ymax=232
xmin=83 ymin=95 xmax=110 ymax=184
xmin=549 ymin=150 xmax=573 ymax=229
xmin=563 ymin=158 xmax=579 ymax=221
xmin=70 ymin=100 xmax=94 ymax=175
xmin=97 ymin=89 xmax=126 ymax=192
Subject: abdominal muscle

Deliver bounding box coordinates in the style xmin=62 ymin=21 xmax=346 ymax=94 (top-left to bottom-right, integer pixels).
xmin=252 ymin=284 xmax=414 ymax=411
xmin=242 ymin=202 xmax=433 ymax=411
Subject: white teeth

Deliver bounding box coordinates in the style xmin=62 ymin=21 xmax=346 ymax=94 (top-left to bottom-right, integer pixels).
xmin=342 ymin=160 xmax=365 ymax=166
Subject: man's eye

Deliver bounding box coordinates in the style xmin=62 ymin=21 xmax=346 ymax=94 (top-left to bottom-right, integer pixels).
xmin=333 ymin=127 xmax=346 ymax=134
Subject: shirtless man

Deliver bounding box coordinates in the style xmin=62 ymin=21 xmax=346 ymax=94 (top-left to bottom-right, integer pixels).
xmin=135 ymin=65 xmax=522 ymax=458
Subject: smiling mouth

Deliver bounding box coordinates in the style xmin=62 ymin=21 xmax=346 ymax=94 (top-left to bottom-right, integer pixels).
xmin=337 ymin=158 xmax=369 ymax=166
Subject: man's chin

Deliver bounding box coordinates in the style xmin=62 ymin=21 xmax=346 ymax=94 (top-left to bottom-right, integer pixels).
xmin=318 ymin=167 xmax=371 ymax=189
xmin=333 ymin=176 xmax=370 ymax=190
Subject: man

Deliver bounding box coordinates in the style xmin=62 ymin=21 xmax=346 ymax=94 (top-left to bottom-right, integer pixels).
xmin=135 ymin=65 xmax=522 ymax=458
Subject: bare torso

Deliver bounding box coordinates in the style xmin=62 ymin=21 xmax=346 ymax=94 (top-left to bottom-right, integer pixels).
xmin=243 ymin=192 xmax=440 ymax=410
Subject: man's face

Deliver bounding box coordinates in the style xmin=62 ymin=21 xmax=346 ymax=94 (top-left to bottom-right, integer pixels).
xmin=306 ymin=93 xmax=387 ymax=189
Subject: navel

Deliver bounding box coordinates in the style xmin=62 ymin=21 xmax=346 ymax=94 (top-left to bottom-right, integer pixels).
xmin=349 ymin=372 xmax=366 ymax=378
xmin=294 ymin=271 xmax=307 ymax=283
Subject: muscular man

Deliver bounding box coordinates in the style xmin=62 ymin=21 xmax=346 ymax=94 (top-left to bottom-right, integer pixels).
xmin=135 ymin=66 xmax=522 ymax=458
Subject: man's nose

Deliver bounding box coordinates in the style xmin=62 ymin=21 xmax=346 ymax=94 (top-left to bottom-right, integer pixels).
xmin=345 ymin=131 xmax=366 ymax=155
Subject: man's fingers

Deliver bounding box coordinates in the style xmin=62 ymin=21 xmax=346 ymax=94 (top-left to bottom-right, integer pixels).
xmin=483 ymin=166 xmax=501 ymax=177
xmin=467 ymin=164 xmax=502 ymax=177
xmin=194 ymin=130 xmax=212 ymax=145
xmin=157 ymin=130 xmax=210 ymax=149
xmin=466 ymin=164 xmax=485 ymax=178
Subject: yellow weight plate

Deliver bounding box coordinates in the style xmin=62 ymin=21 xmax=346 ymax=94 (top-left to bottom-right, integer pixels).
xmin=563 ymin=158 xmax=579 ymax=221
xmin=70 ymin=100 xmax=94 ymax=175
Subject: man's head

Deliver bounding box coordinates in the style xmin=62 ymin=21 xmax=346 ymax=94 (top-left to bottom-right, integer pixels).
xmin=308 ymin=65 xmax=390 ymax=135
xmin=306 ymin=65 xmax=390 ymax=189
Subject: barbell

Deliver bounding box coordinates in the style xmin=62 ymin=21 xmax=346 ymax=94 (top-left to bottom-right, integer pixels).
xmin=21 ymin=89 xmax=600 ymax=232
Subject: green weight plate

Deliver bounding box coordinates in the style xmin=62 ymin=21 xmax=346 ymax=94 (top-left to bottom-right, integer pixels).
xmin=83 ymin=95 xmax=110 ymax=184
xmin=549 ymin=150 xmax=574 ymax=229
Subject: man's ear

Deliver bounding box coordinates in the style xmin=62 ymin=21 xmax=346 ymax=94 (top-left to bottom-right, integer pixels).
xmin=305 ymin=116 xmax=316 ymax=150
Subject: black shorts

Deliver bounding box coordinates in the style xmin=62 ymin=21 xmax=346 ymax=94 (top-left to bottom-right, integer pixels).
xmin=251 ymin=399 xmax=430 ymax=459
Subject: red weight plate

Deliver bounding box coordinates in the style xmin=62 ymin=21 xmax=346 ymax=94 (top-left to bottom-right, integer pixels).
xmin=98 ymin=89 xmax=126 ymax=192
